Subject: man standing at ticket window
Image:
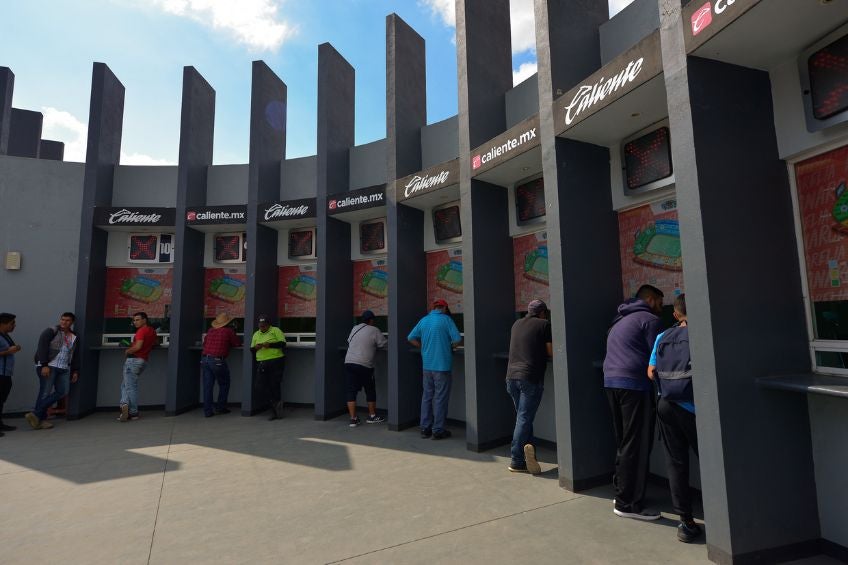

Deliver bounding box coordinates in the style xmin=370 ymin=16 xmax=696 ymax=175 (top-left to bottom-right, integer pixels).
xmin=408 ymin=299 xmax=462 ymax=440
xmin=345 ymin=310 xmax=388 ymax=427
xmin=201 ymin=312 xmax=241 ymax=418
xmin=25 ymin=312 xmax=80 ymax=430
xmin=118 ymin=312 xmax=157 ymax=422
xmin=0 ymin=313 xmax=21 ymax=435
xmin=250 ymin=315 xmax=287 ymax=421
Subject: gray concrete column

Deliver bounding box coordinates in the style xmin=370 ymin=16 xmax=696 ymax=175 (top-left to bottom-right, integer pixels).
xmin=456 ymin=0 xmax=515 ymax=450
xmin=386 ymin=14 xmax=427 ymax=430
xmin=8 ymin=109 xmax=43 ymax=158
xmin=659 ymin=4 xmax=820 ymax=562
xmin=534 ymin=0 xmax=617 ymax=490
xmin=71 ymin=63 xmax=125 ymax=418
xmin=315 ymin=43 xmax=355 ymax=420
xmin=166 ymin=67 xmax=215 ymax=416
xmin=242 ymin=61 xmax=286 ymax=415
xmin=0 ymin=67 xmax=13 ymax=155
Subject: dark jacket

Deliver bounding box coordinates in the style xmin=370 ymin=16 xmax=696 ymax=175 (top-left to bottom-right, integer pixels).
xmin=34 ymin=326 xmax=80 ymax=372
xmin=603 ymin=299 xmax=662 ymax=392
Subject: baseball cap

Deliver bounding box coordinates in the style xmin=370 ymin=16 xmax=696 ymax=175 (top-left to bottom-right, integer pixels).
xmin=527 ymin=299 xmax=548 ymax=316
xmin=361 ymin=310 xmax=375 ymax=321
xmin=433 ymin=298 xmax=449 ymax=309
xmin=257 ymin=315 xmax=270 ymax=324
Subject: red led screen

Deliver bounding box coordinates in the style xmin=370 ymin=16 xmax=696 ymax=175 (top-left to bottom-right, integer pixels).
xmin=516 ymin=178 xmax=546 ymax=222
xmin=289 ymin=229 xmax=315 ymax=258
xmin=129 ymin=235 xmax=159 ymax=262
xmin=623 ymin=126 xmax=673 ymax=190
xmin=433 ymin=205 xmax=462 ymax=242
xmin=360 ymin=221 xmax=385 ymax=253
xmin=808 ymin=33 xmax=848 ymax=120
xmin=214 ymin=234 xmax=242 ymax=262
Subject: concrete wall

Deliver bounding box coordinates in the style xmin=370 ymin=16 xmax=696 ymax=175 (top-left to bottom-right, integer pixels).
xmin=505 ymin=74 xmax=539 ymax=129
xmin=599 ymin=0 xmax=658 ymax=65
xmin=282 ymin=156 xmax=317 ymax=200
xmin=421 ymin=116 xmax=459 ymax=169
xmin=349 ymin=139 xmax=387 ymax=190
xmin=808 ymin=395 xmax=848 ymax=548
xmin=112 ymin=165 xmax=178 ymax=207
xmin=281 ymin=347 xmax=316 ymax=404
xmin=207 ymin=164 xmax=248 ymax=205
xmin=0 ymin=156 xmax=85 ymax=412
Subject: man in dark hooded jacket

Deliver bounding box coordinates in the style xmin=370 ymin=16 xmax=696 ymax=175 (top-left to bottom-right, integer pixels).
xmin=603 ymin=284 xmax=664 ymax=520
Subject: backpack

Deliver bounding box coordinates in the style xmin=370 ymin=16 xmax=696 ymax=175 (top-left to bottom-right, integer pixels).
xmin=655 ymin=325 xmax=693 ymax=403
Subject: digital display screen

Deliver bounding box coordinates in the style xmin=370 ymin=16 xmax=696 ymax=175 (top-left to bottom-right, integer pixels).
xmin=129 ymin=235 xmax=158 ymax=262
xmin=516 ymin=178 xmax=546 ymax=222
xmin=288 ymin=229 xmax=315 ymax=258
xmin=808 ymin=33 xmax=848 ymax=120
xmin=214 ymin=234 xmax=243 ymax=262
xmin=360 ymin=220 xmax=386 ymax=253
xmin=433 ymin=205 xmax=462 ymax=243
xmin=623 ymin=126 xmax=673 ymax=190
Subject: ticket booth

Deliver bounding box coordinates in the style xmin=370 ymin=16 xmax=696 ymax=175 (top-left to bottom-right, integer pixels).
xmin=326 ymin=184 xmax=389 ymax=413
xmin=259 ymin=198 xmax=318 ymax=406
xmin=185 ymin=205 xmax=248 ymax=408
xmin=93 ymin=206 xmax=176 ymax=409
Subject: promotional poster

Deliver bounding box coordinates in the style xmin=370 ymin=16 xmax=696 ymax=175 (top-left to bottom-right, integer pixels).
xmin=795 ymin=145 xmax=848 ymax=303
xmin=353 ymin=259 xmax=388 ymax=316
xmin=278 ymin=264 xmax=318 ymax=318
xmin=103 ymin=267 xmax=173 ymax=319
xmin=513 ymin=231 xmax=550 ymax=312
xmin=426 ymin=248 xmax=463 ymax=312
xmin=617 ymin=199 xmax=684 ymax=300
xmin=204 ymin=268 xmax=246 ymax=318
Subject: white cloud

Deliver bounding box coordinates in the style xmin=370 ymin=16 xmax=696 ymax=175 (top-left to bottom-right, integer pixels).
xmin=513 ymin=61 xmax=537 ymax=86
xmin=150 ymin=0 xmax=296 ymax=52
xmin=510 ymin=0 xmax=535 ymax=55
xmin=120 ymin=152 xmax=177 ymax=166
xmin=609 ymin=0 xmax=635 ymax=17
xmin=419 ymin=0 xmax=455 ymax=27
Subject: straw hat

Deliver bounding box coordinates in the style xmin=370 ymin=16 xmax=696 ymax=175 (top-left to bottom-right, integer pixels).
xmin=211 ymin=312 xmax=233 ymax=329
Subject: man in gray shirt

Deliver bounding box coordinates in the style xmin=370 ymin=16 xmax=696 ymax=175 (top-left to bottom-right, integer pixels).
xmin=345 ymin=310 xmax=388 ymax=427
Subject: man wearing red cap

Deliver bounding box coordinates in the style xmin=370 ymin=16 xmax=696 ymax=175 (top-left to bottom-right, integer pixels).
xmin=407 ymin=298 xmax=462 ymax=440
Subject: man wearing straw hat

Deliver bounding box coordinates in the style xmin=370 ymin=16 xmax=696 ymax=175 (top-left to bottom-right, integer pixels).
xmin=201 ymin=312 xmax=241 ymax=418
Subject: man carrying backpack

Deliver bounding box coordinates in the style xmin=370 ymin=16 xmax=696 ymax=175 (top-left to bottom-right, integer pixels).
xmin=648 ymin=294 xmax=702 ymax=543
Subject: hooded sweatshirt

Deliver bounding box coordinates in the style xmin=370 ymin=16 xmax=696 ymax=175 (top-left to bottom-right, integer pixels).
xmin=603 ymin=299 xmax=663 ymax=392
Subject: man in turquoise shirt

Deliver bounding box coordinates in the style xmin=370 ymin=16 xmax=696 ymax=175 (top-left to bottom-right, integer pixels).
xmin=407 ymin=299 xmax=462 ymax=440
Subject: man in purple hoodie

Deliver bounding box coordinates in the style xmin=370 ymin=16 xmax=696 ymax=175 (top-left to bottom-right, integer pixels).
xmin=603 ymin=284 xmax=664 ymax=521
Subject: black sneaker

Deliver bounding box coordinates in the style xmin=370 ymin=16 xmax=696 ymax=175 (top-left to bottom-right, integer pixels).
xmin=420 ymin=428 xmax=432 ymax=438
xmin=677 ymin=520 xmax=703 ymax=543
xmin=0 ymin=423 xmax=17 ymax=431
xmin=214 ymin=408 xmax=231 ymax=415
xmin=431 ymin=429 xmax=452 ymax=440
xmin=365 ymin=414 xmax=385 ymax=424
xmin=349 ymin=417 xmax=361 ymax=427
xmin=613 ymin=505 xmax=662 ymax=521
xmin=508 ymin=464 xmax=529 ymax=473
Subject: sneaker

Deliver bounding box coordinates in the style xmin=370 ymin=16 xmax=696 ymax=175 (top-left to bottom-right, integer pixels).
xmin=431 ymin=429 xmax=452 ymax=440
xmin=25 ymin=412 xmax=40 ymax=429
xmin=614 ymin=505 xmax=662 ymax=521
xmin=204 ymin=412 xmax=214 ymax=418
xmin=38 ymin=421 xmax=54 ymax=430
xmin=119 ymin=404 xmax=129 ymax=423
xmin=508 ymin=464 xmax=529 ymax=473
xmin=523 ymin=444 xmax=542 ymax=475
xmin=420 ymin=428 xmax=432 ymax=438
xmin=677 ymin=520 xmax=703 ymax=543
xmin=0 ymin=423 xmax=17 ymax=431
xmin=365 ymin=414 xmax=385 ymax=424
xmin=129 ymin=414 xmax=140 ymax=421
xmin=349 ymin=417 xmax=361 ymax=427
xmin=214 ymin=408 xmax=231 ymax=415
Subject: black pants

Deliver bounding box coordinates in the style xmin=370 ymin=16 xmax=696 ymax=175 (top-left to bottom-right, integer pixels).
xmin=344 ymin=363 xmax=376 ymax=403
xmin=257 ymin=357 xmax=285 ymax=405
xmin=606 ymin=388 xmax=655 ymax=512
xmin=657 ymin=398 xmax=699 ymax=520
xmin=0 ymin=375 xmax=11 ymax=421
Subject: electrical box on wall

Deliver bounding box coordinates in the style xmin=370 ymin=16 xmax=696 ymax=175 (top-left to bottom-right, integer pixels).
xmin=127 ymin=233 xmax=174 ymax=264
xmin=5 ymin=252 xmax=21 ymax=270
xmin=621 ymin=120 xmax=674 ymax=196
xmin=799 ymin=24 xmax=848 ymax=133
xmin=214 ymin=232 xmax=247 ymax=264
xmin=288 ymin=227 xmax=317 ymax=260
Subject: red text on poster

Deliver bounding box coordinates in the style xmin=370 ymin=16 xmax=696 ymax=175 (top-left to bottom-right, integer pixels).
xmin=353 ymin=259 xmax=388 ymax=316
xmin=426 ymin=248 xmax=463 ymax=313
xmin=104 ymin=267 xmax=173 ymax=319
xmin=513 ymin=231 xmax=550 ymax=312
xmin=204 ymin=268 xmax=246 ymax=318
xmin=278 ymin=264 xmax=318 ymax=318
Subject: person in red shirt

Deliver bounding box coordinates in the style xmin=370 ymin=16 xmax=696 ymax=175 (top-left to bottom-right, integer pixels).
xmin=118 ymin=311 xmax=157 ymax=422
xmin=201 ymin=312 xmax=241 ymax=417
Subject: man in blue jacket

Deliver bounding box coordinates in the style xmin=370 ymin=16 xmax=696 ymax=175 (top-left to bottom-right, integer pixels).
xmin=408 ymin=299 xmax=462 ymax=440
xmin=603 ymin=285 xmax=664 ymax=520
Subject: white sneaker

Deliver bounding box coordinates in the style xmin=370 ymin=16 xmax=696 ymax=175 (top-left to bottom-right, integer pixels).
xmin=523 ymin=444 xmax=542 ymax=475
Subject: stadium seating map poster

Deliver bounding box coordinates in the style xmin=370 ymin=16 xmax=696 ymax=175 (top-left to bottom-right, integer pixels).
xmin=426 ymin=248 xmax=463 ymax=313
xmin=513 ymin=232 xmax=550 ymax=312
xmin=104 ymin=268 xmax=173 ymax=318
xmin=795 ymin=145 xmax=848 ymax=302
xmin=278 ymin=265 xmax=317 ymax=318
xmin=618 ymin=199 xmax=684 ymax=300
xmin=204 ymin=268 xmax=246 ymax=318
xmin=353 ymin=259 xmax=388 ymax=316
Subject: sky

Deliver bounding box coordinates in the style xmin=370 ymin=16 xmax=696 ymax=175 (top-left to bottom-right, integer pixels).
xmin=0 ymin=0 xmax=635 ymax=165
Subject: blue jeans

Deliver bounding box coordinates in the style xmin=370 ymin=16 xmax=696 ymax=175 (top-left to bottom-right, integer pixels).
xmin=120 ymin=358 xmax=146 ymax=415
xmin=506 ymin=379 xmax=544 ymax=466
xmin=421 ymin=370 xmax=452 ymax=433
xmin=33 ymin=366 xmax=70 ymax=420
xmin=201 ymin=356 xmax=231 ymax=415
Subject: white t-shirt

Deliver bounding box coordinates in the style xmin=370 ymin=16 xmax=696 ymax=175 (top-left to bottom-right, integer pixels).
xmin=344 ymin=323 xmax=387 ymax=368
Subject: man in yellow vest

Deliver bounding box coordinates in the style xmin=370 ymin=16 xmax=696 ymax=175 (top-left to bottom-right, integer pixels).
xmin=250 ymin=315 xmax=287 ymax=421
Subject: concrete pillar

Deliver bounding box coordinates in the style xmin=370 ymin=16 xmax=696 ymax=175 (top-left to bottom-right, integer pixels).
xmin=8 ymin=108 xmax=43 ymax=158
xmin=242 ymin=61 xmax=286 ymax=415
xmin=659 ymin=3 xmax=820 ymax=561
xmin=386 ymin=14 xmax=428 ymax=430
xmin=0 ymin=67 xmax=13 ymax=155
xmin=166 ymin=67 xmax=215 ymax=416
xmin=315 ymin=43 xmax=355 ymax=420
xmin=456 ymin=0 xmax=516 ymax=450
xmin=534 ymin=0 xmax=618 ymax=490
xmin=71 ymin=63 xmax=125 ymax=418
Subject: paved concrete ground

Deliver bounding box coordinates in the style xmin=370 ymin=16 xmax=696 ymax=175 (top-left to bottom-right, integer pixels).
xmin=0 ymin=407 xmax=840 ymax=564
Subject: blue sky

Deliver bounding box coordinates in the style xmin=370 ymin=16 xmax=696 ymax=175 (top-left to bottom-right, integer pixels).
xmin=0 ymin=0 xmax=633 ymax=165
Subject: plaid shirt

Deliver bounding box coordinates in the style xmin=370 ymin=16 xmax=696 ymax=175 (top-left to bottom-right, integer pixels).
xmin=48 ymin=331 xmax=76 ymax=370
xmin=202 ymin=326 xmax=241 ymax=357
